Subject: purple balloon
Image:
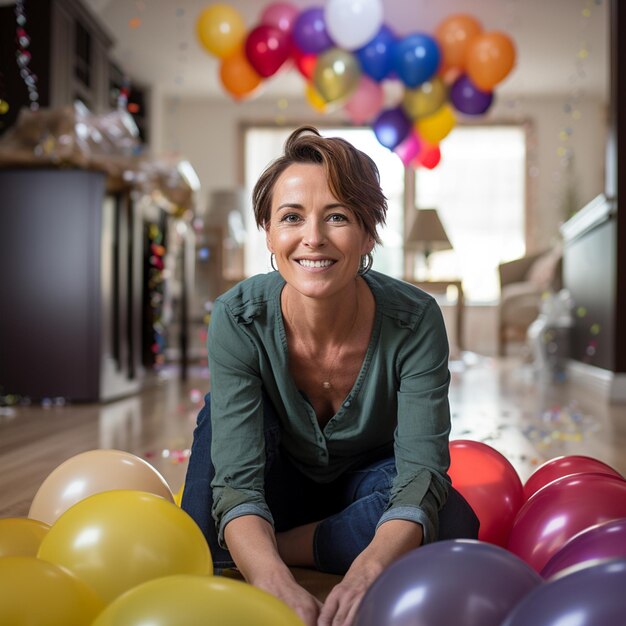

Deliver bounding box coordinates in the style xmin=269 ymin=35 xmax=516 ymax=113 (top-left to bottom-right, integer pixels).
xmin=541 ymin=518 xmax=626 ymax=579
xmin=354 ymin=540 xmax=542 ymax=626
xmin=372 ymin=107 xmax=411 ymax=150
xmin=450 ymin=74 xmax=494 ymax=115
xmin=292 ymin=6 xmax=334 ymax=54
xmin=501 ymin=559 xmax=626 ymax=626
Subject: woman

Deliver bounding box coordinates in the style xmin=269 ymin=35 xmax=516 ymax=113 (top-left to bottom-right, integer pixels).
xmin=182 ymin=126 xmax=478 ymax=626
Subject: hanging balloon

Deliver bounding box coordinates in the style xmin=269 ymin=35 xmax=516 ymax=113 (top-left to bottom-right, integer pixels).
xmin=372 ymin=107 xmax=411 ymax=150
xmin=402 ymin=76 xmax=447 ymax=119
xmin=466 ymin=31 xmax=516 ymax=91
xmin=260 ymin=2 xmax=299 ymax=34
xmin=450 ymin=74 xmax=493 ymax=115
xmin=196 ymin=4 xmax=246 ymax=59
xmin=356 ymin=24 xmax=396 ymax=82
xmin=245 ymin=24 xmax=291 ymax=77
xmin=291 ymin=45 xmax=317 ymax=79
xmin=325 ymin=0 xmax=383 ymax=51
xmin=312 ymin=48 xmax=361 ymax=104
xmin=416 ymin=103 xmax=456 ymax=144
xmin=305 ymin=82 xmax=329 ymax=113
xmin=417 ymin=142 xmax=441 ymax=169
xmin=434 ymin=14 xmax=483 ymax=71
xmin=343 ymin=75 xmax=384 ymax=124
xmin=292 ymin=6 xmax=334 ymax=54
xmin=220 ymin=46 xmax=263 ymax=100
xmin=394 ymin=130 xmax=422 ymax=166
xmin=393 ymin=33 xmax=441 ymax=88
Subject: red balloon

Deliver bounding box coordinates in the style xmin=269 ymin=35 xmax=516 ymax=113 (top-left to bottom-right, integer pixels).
xmin=448 ymin=440 xmax=524 ymax=547
xmin=523 ymin=455 xmax=623 ymax=501
xmin=245 ymin=24 xmax=291 ymax=78
xmin=291 ymin=44 xmax=317 ymax=80
xmin=508 ymin=472 xmax=626 ymax=573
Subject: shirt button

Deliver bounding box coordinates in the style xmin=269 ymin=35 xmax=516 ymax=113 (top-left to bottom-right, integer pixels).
xmin=344 ymin=401 xmax=351 ymax=407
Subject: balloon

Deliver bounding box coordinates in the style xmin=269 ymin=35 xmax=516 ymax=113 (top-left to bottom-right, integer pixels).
xmin=354 ymin=539 xmax=541 ymax=626
xmin=220 ymin=46 xmax=263 ymax=100
xmin=501 ymin=559 xmax=626 ymax=626
xmin=260 ymin=2 xmax=299 ymax=34
xmin=325 ymin=0 xmax=383 ymax=51
xmin=372 ymin=107 xmax=411 ymax=150
xmin=450 ymin=74 xmax=493 ymax=115
xmin=305 ymin=82 xmax=329 ymax=113
xmin=196 ymin=4 xmax=246 ymax=59
xmin=28 ymin=449 xmax=174 ymax=525
xmin=37 ymin=490 xmax=213 ymax=603
xmin=402 ymin=77 xmax=447 ymax=119
xmin=0 ymin=556 xmax=104 ymax=626
xmin=466 ymin=31 xmax=516 ymax=91
xmin=292 ymin=6 xmax=334 ymax=54
xmin=312 ymin=48 xmax=360 ymax=103
xmin=92 ymin=574 xmax=304 ymax=626
xmin=245 ymin=24 xmax=291 ymax=78
xmin=416 ymin=141 xmax=441 ymax=169
xmin=416 ymin=103 xmax=456 ymax=144
xmin=291 ymin=45 xmax=317 ymax=79
xmin=355 ymin=24 xmax=396 ymax=82
xmin=541 ymin=518 xmax=626 ymax=579
xmin=174 ymin=482 xmax=185 ymax=507
xmin=0 ymin=517 xmax=49 ymax=556
xmin=393 ymin=33 xmax=441 ymax=88
xmin=343 ymin=75 xmax=384 ymax=124
xmin=448 ymin=440 xmax=524 ymax=546
xmin=524 ymin=455 xmax=623 ymax=501
xmin=394 ymin=131 xmax=422 ymax=166
xmin=508 ymin=472 xmax=626 ymax=573
xmin=434 ymin=14 xmax=483 ymax=71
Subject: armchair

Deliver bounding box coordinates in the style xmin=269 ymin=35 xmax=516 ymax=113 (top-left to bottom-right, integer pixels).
xmin=497 ymin=246 xmax=563 ymax=356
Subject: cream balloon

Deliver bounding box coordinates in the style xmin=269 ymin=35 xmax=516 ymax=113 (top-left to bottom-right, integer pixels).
xmin=29 ymin=449 xmax=174 ymax=525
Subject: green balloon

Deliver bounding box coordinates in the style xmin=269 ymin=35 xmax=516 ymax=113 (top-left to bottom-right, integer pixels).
xmin=313 ymin=48 xmax=361 ymax=104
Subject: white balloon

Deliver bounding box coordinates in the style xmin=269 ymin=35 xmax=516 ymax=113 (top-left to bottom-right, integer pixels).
xmin=325 ymin=0 xmax=383 ymax=51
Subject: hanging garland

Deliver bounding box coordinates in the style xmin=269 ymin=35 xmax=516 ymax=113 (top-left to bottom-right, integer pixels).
xmin=195 ymin=1 xmax=516 ymax=169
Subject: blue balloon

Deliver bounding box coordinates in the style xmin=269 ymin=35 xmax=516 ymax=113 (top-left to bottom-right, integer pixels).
xmin=372 ymin=107 xmax=411 ymax=150
xmin=356 ymin=24 xmax=396 ymax=82
xmin=450 ymin=75 xmax=494 ymax=115
xmin=292 ymin=6 xmax=334 ymax=54
xmin=393 ymin=33 xmax=440 ymax=87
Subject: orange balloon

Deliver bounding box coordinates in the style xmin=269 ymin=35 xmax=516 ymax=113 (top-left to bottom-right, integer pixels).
xmin=466 ymin=31 xmax=516 ymax=91
xmin=220 ymin=46 xmax=263 ymax=100
xmin=196 ymin=4 xmax=246 ymax=59
xmin=435 ymin=14 xmax=482 ymax=71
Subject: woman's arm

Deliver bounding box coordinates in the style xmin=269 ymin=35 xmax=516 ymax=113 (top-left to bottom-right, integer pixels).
xmin=224 ymin=515 xmax=322 ymax=626
xmin=318 ymin=519 xmax=423 ymax=626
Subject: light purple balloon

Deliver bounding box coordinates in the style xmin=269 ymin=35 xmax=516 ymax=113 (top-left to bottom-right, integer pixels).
xmin=292 ymin=6 xmax=334 ymax=54
xmin=372 ymin=107 xmax=411 ymax=150
xmin=450 ymin=74 xmax=494 ymax=115
xmin=541 ymin=517 xmax=626 ymax=579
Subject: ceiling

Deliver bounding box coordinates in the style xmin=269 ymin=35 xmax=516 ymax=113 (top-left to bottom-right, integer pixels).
xmin=82 ymin=0 xmax=609 ymax=101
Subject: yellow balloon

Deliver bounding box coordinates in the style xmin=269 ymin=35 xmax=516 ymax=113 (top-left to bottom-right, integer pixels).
xmin=416 ymin=103 xmax=457 ymax=144
xmin=174 ymin=481 xmax=185 ymax=507
xmin=37 ymin=490 xmax=213 ymax=604
xmin=402 ymin=77 xmax=448 ymax=120
xmin=313 ymin=48 xmax=361 ymax=104
xmin=0 ymin=517 xmax=50 ymax=557
xmin=92 ymin=574 xmax=305 ymax=626
xmin=0 ymin=556 xmax=104 ymax=625
xmin=196 ymin=4 xmax=246 ymax=59
xmin=305 ymin=83 xmax=328 ymax=113
xmin=29 ymin=449 xmax=175 ymax=525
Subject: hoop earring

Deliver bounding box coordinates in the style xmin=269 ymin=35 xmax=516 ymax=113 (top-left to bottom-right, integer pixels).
xmin=270 ymin=253 xmax=277 ymax=271
xmin=358 ymin=252 xmax=373 ymax=275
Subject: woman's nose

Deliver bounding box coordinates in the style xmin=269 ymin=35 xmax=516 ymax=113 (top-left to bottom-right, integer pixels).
xmin=303 ymin=219 xmax=326 ymax=247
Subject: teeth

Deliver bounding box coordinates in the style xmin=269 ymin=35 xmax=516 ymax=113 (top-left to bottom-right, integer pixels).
xmin=298 ymin=259 xmax=333 ymax=268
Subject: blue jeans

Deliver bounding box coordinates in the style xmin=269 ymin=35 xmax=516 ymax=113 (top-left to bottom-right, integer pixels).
xmin=182 ymin=393 xmax=479 ymax=575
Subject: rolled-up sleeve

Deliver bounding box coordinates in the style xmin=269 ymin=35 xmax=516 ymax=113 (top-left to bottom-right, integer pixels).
xmin=208 ymin=301 xmax=273 ymax=547
xmin=378 ymin=298 xmax=451 ymax=543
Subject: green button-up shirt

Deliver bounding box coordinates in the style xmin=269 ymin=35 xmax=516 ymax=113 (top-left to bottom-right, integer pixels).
xmin=208 ymin=270 xmax=451 ymax=546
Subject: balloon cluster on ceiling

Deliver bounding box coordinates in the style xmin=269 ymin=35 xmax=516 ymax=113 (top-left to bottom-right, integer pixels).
xmin=196 ymin=1 xmax=516 ymax=169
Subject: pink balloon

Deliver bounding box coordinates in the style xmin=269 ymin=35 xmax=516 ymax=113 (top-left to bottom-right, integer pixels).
xmin=448 ymin=440 xmax=525 ymax=547
xmin=508 ymin=472 xmax=626 ymax=573
xmin=343 ymin=76 xmax=384 ymax=124
xmin=541 ymin=517 xmax=626 ymax=579
xmin=394 ymin=131 xmax=422 ymax=165
xmin=260 ymin=2 xmax=299 ymax=34
xmin=523 ymin=455 xmax=623 ymax=501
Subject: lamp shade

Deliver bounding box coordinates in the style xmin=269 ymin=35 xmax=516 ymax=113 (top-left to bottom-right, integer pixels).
xmin=405 ymin=208 xmax=452 ymax=255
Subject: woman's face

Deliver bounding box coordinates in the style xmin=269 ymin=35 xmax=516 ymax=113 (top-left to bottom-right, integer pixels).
xmin=265 ymin=163 xmax=374 ymax=299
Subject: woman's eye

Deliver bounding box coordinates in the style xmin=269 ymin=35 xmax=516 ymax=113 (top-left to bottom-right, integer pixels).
xmin=281 ymin=213 xmax=301 ymax=223
xmin=328 ymin=213 xmax=348 ymax=223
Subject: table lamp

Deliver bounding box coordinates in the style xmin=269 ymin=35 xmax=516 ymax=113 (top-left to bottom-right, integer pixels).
xmin=405 ymin=208 xmax=453 ymax=279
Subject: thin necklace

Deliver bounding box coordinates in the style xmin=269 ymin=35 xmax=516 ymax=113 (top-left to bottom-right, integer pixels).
xmin=287 ymin=288 xmax=359 ymax=390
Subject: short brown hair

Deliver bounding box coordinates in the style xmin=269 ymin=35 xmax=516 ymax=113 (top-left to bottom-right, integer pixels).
xmin=252 ymin=126 xmax=387 ymax=245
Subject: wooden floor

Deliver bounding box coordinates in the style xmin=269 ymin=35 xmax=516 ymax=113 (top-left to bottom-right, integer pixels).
xmin=2 ymin=353 xmax=625 ymax=526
